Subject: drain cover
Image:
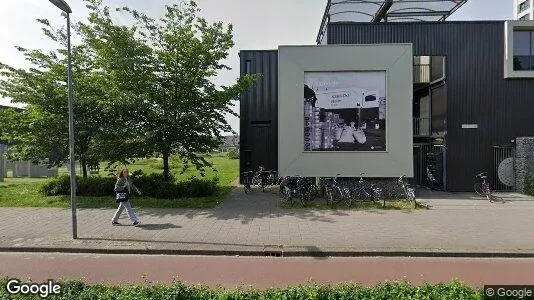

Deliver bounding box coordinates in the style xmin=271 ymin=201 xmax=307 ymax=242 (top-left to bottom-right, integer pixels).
xmin=263 ymin=245 xmax=284 ymax=257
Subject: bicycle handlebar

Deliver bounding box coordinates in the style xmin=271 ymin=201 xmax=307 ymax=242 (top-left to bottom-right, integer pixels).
xmin=475 ymin=172 xmax=488 ymax=177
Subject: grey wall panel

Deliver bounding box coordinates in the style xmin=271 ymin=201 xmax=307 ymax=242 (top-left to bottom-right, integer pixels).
xmin=239 ymin=51 xmax=278 ymax=175
xmin=328 ymin=21 xmax=534 ymax=191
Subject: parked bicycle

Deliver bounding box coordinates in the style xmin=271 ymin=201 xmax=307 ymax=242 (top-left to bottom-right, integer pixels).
xmin=324 ymin=174 xmax=353 ymax=208
xmin=279 ymin=175 xmax=314 ymax=207
xmin=251 ymin=166 xmax=279 ymax=192
xmin=353 ymin=173 xmax=383 ymax=206
xmin=241 ymin=171 xmax=254 ymax=194
xmin=474 ymin=172 xmax=504 ymax=203
xmin=398 ymin=175 xmax=417 ymax=208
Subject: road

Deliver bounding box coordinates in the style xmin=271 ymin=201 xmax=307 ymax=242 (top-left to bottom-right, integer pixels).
xmin=0 ymin=253 xmax=533 ymax=288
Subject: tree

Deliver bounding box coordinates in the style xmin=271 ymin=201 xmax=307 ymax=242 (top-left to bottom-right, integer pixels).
xmin=0 ymin=19 xmax=112 ymax=178
xmin=81 ymin=0 xmax=258 ymax=180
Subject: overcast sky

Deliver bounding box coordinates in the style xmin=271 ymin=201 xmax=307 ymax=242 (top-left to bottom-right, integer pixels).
xmin=0 ymin=0 xmax=513 ymax=132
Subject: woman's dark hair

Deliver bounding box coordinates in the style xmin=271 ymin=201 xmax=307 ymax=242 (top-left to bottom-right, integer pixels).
xmin=117 ymin=169 xmax=129 ymax=179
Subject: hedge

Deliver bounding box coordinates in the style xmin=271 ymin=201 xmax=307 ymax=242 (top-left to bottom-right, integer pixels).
xmin=227 ymin=149 xmax=239 ymax=159
xmin=39 ymin=173 xmax=220 ymax=199
xmin=0 ymin=278 xmax=481 ymax=300
xmin=526 ymin=175 xmax=534 ymax=196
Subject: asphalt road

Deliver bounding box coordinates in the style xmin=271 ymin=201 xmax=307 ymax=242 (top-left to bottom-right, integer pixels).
xmin=0 ymin=253 xmax=533 ymax=288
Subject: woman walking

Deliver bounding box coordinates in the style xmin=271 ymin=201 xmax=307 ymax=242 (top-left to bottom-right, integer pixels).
xmin=112 ymin=169 xmax=141 ymax=226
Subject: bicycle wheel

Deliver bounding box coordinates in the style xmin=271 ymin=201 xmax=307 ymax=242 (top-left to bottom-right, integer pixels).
xmin=280 ymin=186 xmax=293 ymax=205
xmin=329 ymin=187 xmax=343 ymax=208
xmin=307 ymin=184 xmax=319 ymax=200
xmin=342 ymin=187 xmax=353 ymax=207
xmin=251 ymin=175 xmax=261 ymax=188
xmin=407 ymin=189 xmax=417 ymax=208
xmin=242 ymin=175 xmax=252 ymax=194
xmin=474 ymin=183 xmax=484 ymax=197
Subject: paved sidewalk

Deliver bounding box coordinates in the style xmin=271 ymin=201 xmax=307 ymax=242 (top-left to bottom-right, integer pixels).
xmin=0 ymin=187 xmax=533 ymax=256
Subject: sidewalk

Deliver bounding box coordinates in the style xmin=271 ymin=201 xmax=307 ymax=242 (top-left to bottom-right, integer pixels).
xmin=0 ymin=187 xmax=533 ymax=256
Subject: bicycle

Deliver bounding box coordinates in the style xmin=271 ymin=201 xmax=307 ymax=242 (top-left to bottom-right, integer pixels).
xmin=241 ymin=171 xmax=254 ymax=194
xmin=474 ymin=172 xmax=505 ymax=203
xmin=279 ymin=175 xmax=314 ymax=207
xmin=352 ymin=173 xmax=383 ymax=207
xmin=324 ymin=174 xmax=352 ymax=208
xmin=251 ymin=166 xmax=278 ymax=192
xmin=398 ymin=175 xmax=417 ymax=208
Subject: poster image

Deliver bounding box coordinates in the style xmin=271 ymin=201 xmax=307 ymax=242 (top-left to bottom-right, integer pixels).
xmin=304 ymin=71 xmax=386 ymax=152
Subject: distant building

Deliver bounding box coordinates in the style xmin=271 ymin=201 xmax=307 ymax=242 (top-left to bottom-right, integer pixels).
xmin=515 ymin=0 xmax=534 ymax=20
xmin=219 ymin=135 xmax=239 ymax=153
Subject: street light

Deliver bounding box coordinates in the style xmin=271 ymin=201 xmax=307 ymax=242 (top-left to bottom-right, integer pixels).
xmin=49 ymin=0 xmax=77 ymax=239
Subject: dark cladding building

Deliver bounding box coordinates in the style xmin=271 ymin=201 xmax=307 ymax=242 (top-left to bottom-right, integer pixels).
xmin=239 ymin=0 xmax=534 ymax=192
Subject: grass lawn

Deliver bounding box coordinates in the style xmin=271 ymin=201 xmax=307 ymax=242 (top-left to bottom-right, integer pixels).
xmin=281 ymin=198 xmax=428 ymax=210
xmin=0 ymin=156 xmax=238 ymax=209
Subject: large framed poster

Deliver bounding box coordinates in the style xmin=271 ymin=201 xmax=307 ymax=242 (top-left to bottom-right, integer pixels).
xmin=278 ymin=44 xmax=413 ymax=178
xmin=304 ymin=71 xmax=386 ymax=152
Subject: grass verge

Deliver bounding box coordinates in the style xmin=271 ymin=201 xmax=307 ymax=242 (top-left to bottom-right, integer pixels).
xmin=280 ymin=197 xmax=429 ymax=210
xmin=0 ymin=183 xmax=232 ymax=209
xmin=0 ymin=156 xmax=237 ymax=209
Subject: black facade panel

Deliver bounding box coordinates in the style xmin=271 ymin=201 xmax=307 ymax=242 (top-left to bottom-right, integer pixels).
xmin=239 ymin=51 xmax=278 ymax=175
xmin=328 ymin=21 xmax=534 ymax=191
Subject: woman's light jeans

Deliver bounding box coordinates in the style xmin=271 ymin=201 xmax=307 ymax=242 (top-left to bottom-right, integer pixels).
xmin=112 ymin=200 xmax=139 ymax=223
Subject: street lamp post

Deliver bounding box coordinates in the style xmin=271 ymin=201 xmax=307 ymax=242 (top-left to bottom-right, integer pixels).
xmin=49 ymin=0 xmax=77 ymax=239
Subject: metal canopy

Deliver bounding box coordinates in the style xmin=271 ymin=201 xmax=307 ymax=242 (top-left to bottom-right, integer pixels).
xmin=317 ymin=0 xmax=468 ymax=44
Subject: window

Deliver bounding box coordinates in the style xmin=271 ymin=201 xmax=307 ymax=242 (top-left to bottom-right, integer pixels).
xmin=519 ymin=14 xmax=530 ymax=21
xmin=519 ymin=1 xmax=530 ymax=13
xmin=513 ymin=30 xmax=534 ymax=71
xmin=245 ymin=60 xmax=251 ymax=75
xmin=505 ymin=21 xmax=534 ymax=78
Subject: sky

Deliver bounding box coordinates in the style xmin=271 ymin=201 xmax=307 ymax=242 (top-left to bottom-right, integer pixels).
xmin=0 ymin=0 xmax=514 ymax=132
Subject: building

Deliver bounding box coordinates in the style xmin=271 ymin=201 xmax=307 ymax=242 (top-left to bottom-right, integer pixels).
xmin=239 ymin=0 xmax=534 ymax=192
xmin=219 ymin=135 xmax=239 ymax=153
xmin=515 ymin=0 xmax=533 ymax=20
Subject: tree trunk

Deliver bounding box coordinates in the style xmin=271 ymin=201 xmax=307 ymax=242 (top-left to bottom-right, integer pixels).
xmin=81 ymin=159 xmax=88 ymax=179
xmin=162 ymin=152 xmax=170 ymax=181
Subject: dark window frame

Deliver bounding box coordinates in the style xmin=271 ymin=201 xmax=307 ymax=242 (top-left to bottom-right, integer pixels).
xmin=513 ymin=30 xmax=534 ymax=71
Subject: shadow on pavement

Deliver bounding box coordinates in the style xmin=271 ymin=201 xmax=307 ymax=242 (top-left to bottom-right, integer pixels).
xmin=136 ymin=223 xmax=182 ymax=230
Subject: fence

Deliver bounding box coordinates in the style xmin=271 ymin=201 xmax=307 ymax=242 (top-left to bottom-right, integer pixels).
xmin=492 ymin=145 xmax=515 ymax=191
xmin=413 ymin=143 xmax=446 ymax=189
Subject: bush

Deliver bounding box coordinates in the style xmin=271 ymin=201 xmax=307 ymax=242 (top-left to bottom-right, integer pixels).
xmin=39 ymin=175 xmax=73 ymax=196
xmin=526 ymin=174 xmax=534 ymax=196
xmin=0 ymin=278 xmax=480 ymax=299
xmin=40 ymin=173 xmax=219 ymax=199
xmin=227 ymin=149 xmax=239 ymax=159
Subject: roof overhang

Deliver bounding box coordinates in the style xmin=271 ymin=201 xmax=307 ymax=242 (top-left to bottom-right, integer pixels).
xmin=317 ymin=0 xmax=468 ymax=44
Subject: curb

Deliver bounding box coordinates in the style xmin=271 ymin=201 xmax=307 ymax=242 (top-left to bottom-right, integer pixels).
xmin=1 ymin=247 xmax=534 ymax=258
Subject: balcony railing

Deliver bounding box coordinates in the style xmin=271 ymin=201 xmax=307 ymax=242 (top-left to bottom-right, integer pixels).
xmin=414 ymin=64 xmax=430 ymax=84
xmin=413 ymin=117 xmax=431 ymax=136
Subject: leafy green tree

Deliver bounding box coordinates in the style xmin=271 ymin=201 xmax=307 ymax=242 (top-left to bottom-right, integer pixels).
xmin=0 ymin=19 xmax=111 ymax=178
xmin=81 ymin=0 xmax=257 ymax=180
